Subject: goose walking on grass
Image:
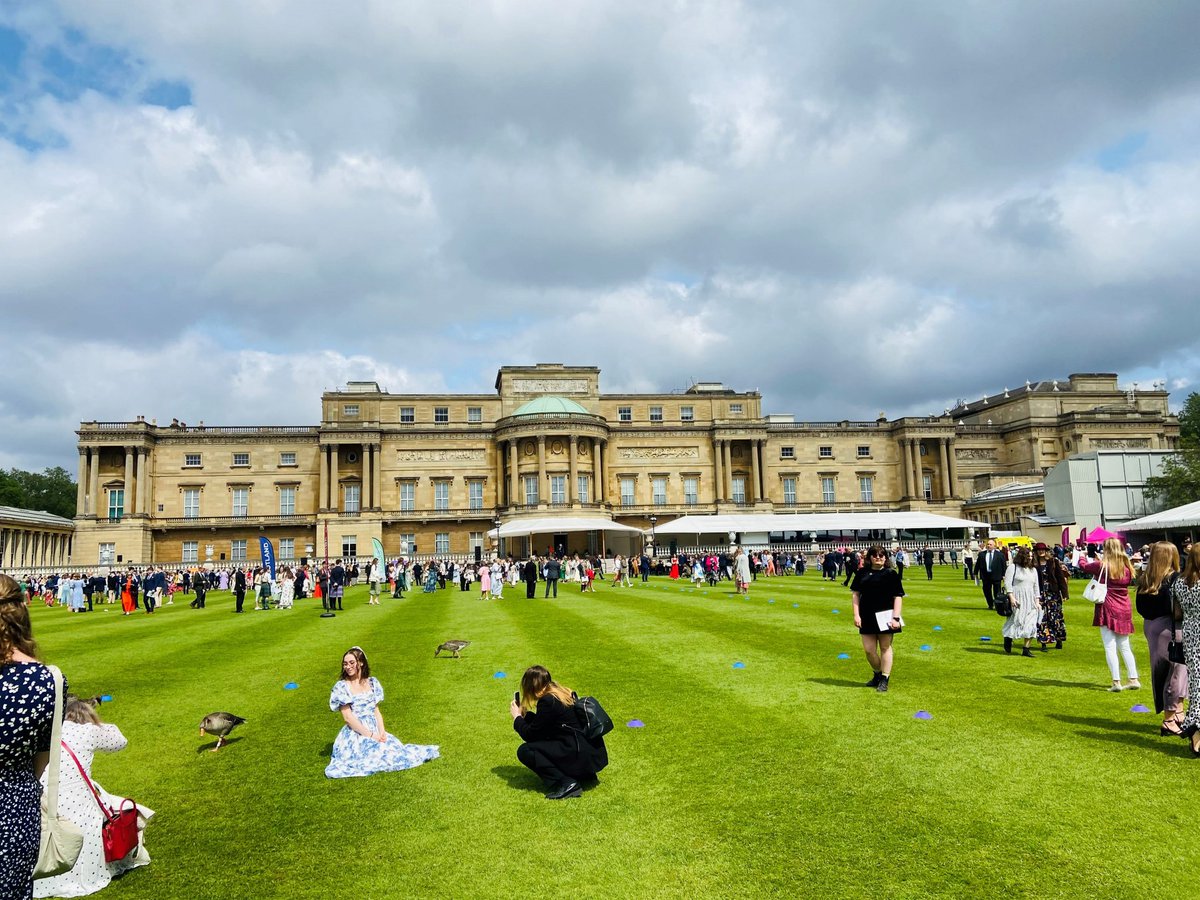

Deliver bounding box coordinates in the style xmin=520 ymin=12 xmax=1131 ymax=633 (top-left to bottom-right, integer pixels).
xmin=199 ymin=712 xmax=246 ymax=751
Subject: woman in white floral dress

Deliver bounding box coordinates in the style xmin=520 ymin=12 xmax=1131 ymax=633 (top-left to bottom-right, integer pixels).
xmin=1002 ymin=547 xmax=1041 ymax=657
xmin=325 ymin=647 xmax=439 ymax=778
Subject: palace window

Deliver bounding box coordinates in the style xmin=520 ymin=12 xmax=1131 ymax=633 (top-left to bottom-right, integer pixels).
xmin=618 ymin=406 xmax=632 ymax=423
xmin=434 ymin=407 xmax=449 ymax=424
xmin=729 ymin=403 xmax=743 ymax=415
xmin=184 ymin=453 xmax=202 ymax=467
xmin=343 ymin=405 xmax=359 ymax=417
xmin=550 ymin=475 xmax=566 ymax=504
xmin=99 ymin=543 xmax=115 ymax=566
xmin=279 ymin=487 xmax=296 ymax=516
xmin=469 ymin=532 xmax=484 ymax=553
xmin=732 ymin=477 xmax=746 ymax=504
xmin=182 ymin=541 xmax=198 ymax=563
xmin=399 ymin=533 xmax=415 ymax=555
xmin=343 ymin=484 xmax=361 ymax=513
xmin=280 ymin=538 xmax=294 ymax=559
xmin=342 ymin=535 xmax=357 ymax=558
xmin=232 ymin=452 xmax=250 ymax=467
xmin=821 ymin=477 xmax=836 ymax=505
xmin=279 ymin=451 xmax=296 ymax=466
xmin=468 ymin=480 xmax=484 ymax=510
xmin=923 ymin=474 xmax=933 ymax=501
xmin=231 ymin=539 xmax=247 ymax=561
xmin=860 ymin=476 xmax=874 ymax=503
xmin=400 ymin=407 xmax=415 ymax=424
xmin=684 ymin=477 xmax=698 ymax=505
xmin=399 ymin=481 xmax=415 ymax=512
xmin=857 ymin=445 xmax=871 ymax=458
xmin=434 ymin=481 xmax=450 ymax=510
xmin=523 ymin=474 xmax=539 ymax=506
xmin=780 ymin=446 xmax=795 ymax=459
xmin=435 ymin=533 xmax=450 ymax=555
xmin=231 ymin=488 xmax=248 ymax=517
xmin=183 ymin=489 xmax=200 ymax=519
xmin=468 ymin=407 xmax=482 ymax=423
xmin=680 ymin=406 xmax=694 ymax=422
xmin=650 ymin=406 xmax=663 ymax=423
xmin=819 ymin=446 xmax=833 ymax=458
xmin=577 ymin=475 xmax=590 ymax=504
xmin=652 ymin=476 xmax=667 ymax=506
xmin=620 ymin=477 xmax=635 ymax=506
xmin=783 ymin=477 xmax=796 ymax=505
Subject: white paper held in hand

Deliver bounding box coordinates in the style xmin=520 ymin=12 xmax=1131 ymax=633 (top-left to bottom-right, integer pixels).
xmin=874 ymin=610 xmax=904 ymax=631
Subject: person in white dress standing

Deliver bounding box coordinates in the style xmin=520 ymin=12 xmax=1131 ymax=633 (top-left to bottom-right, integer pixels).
xmin=277 ymin=567 xmax=295 ymax=609
xmin=35 ymin=699 xmax=153 ymax=898
xmin=1002 ymin=546 xmax=1042 ymax=657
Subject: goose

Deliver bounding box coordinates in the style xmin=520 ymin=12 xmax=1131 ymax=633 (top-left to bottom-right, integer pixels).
xmin=199 ymin=712 xmax=246 ymax=751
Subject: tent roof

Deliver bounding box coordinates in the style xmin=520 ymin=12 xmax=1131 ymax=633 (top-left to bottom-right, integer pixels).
xmin=491 ymin=516 xmax=645 ymax=537
xmin=651 ymin=512 xmax=984 ymax=535
xmin=1119 ymin=499 xmax=1200 ymax=532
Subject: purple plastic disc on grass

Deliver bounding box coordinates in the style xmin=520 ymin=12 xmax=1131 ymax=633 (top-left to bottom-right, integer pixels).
xmin=627 ymin=719 xmax=645 ymax=728
xmin=732 ymin=661 xmax=746 ymax=669
xmin=1130 ymin=704 xmax=1151 ymax=713
xmin=493 ymin=671 xmax=506 ymax=679
xmin=913 ymin=710 xmax=933 ymax=721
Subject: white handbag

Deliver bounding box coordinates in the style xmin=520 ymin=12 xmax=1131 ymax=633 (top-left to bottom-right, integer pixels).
xmin=1082 ymin=565 xmax=1108 ymax=605
xmin=35 ymin=665 xmax=84 ymax=879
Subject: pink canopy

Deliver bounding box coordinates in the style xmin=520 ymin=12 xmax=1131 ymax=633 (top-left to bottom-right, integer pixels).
xmin=1084 ymin=527 xmax=1120 ymax=542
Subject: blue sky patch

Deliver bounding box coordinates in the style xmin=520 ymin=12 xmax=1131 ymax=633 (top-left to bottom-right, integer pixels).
xmin=141 ymin=79 xmax=192 ymax=109
xmin=0 ymin=26 xmax=25 ymax=77
xmin=1095 ymin=131 xmax=1148 ymax=172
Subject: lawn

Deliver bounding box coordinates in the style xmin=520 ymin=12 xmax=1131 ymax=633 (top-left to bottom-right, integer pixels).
xmin=30 ymin=565 xmax=1180 ymax=899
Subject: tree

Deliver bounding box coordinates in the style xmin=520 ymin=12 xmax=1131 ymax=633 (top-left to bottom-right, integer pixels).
xmin=1144 ymin=391 xmax=1200 ymax=508
xmin=0 ymin=466 xmax=78 ymax=519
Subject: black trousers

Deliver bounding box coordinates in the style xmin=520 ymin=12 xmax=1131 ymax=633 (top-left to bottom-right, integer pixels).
xmin=517 ymin=741 xmax=588 ymax=789
xmin=235 ymin=588 xmax=245 ymax=612
xmin=981 ymin=579 xmax=1002 ymax=609
xmin=544 ymin=578 xmax=558 ymax=598
xmin=525 ymin=579 xmax=537 ymax=598
xmin=925 ymin=563 xmax=934 ymax=580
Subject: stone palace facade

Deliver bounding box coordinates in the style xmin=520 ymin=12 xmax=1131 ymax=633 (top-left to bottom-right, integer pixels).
xmin=70 ymin=365 xmax=1178 ymax=566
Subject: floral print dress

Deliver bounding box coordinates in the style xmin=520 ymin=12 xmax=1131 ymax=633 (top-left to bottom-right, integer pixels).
xmin=325 ymin=678 xmax=439 ymax=778
xmin=1036 ymin=562 xmax=1067 ymax=645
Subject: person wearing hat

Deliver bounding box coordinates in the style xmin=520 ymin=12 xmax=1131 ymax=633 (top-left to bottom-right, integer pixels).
xmin=1033 ymin=542 xmax=1070 ymax=651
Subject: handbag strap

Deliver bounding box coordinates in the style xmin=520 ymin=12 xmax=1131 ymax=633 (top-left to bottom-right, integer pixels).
xmin=44 ymin=665 xmax=64 ymax=818
xmin=61 ymin=740 xmax=116 ymax=820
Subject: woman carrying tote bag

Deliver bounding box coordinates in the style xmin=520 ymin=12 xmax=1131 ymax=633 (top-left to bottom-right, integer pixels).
xmin=1079 ymin=539 xmax=1140 ymax=692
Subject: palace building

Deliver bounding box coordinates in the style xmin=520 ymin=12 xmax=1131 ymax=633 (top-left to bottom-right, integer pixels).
xmin=71 ymin=365 xmax=1178 ymax=566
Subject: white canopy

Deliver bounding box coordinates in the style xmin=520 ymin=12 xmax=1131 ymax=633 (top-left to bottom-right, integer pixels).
xmin=1119 ymin=500 xmax=1200 ymax=532
xmin=490 ymin=516 xmax=646 ymax=537
xmin=651 ymin=512 xmax=984 ymax=535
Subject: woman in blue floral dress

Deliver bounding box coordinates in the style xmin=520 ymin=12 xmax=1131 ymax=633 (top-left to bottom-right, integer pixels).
xmin=1 ymin=574 xmax=66 ymax=900
xmin=325 ymin=647 xmax=439 ymax=778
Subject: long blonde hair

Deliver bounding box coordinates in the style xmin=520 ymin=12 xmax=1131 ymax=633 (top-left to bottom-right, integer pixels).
xmin=1137 ymin=541 xmax=1179 ymax=595
xmin=1101 ymin=538 xmax=1132 ymax=581
xmin=519 ymin=665 xmax=575 ymax=713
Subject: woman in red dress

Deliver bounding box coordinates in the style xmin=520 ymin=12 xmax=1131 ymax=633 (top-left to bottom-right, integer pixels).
xmin=121 ymin=575 xmax=135 ymax=616
xmin=669 ymin=556 xmax=679 ymax=579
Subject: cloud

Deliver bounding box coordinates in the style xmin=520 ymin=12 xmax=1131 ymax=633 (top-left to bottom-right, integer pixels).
xmin=0 ymin=2 xmax=1198 ymax=474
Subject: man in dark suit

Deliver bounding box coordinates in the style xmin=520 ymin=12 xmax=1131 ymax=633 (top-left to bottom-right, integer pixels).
xmin=544 ymin=557 xmax=560 ymax=597
xmin=330 ymin=560 xmax=346 ymax=610
xmin=524 ymin=557 xmax=540 ymax=598
xmin=975 ymin=539 xmax=1008 ymax=609
xmin=233 ymin=567 xmax=247 ymax=613
xmin=923 ymin=546 xmax=935 ymax=580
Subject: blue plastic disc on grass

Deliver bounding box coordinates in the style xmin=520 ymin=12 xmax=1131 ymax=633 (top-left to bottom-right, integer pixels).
xmin=919 ymin=645 xmax=932 ymax=652
xmin=768 ymin=599 xmax=775 ymax=604
xmin=627 ymin=719 xmax=645 ymax=728
xmin=493 ymin=671 xmax=506 ymax=679
xmin=1130 ymin=704 xmax=1151 ymax=713
xmin=831 ymin=609 xmax=841 ymax=614
xmin=732 ymin=661 xmax=746 ymax=669
xmin=980 ymin=636 xmax=992 ymax=642
xmin=792 ymin=603 xmax=799 ymax=608
xmin=933 ymin=626 xmax=943 ymax=631
xmin=837 ymin=653 xmax=850 ymax=660
xmin=100 ymin=694 xmax=112 ymax=702
xmin=284 ymin=682 xmax=299 ymax=690
xmin=913 ymin=710 xmax=933 ymax=721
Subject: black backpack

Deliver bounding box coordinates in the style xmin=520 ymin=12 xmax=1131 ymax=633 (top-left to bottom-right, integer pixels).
xmin=570 ymin=695 xmax=614 ymax=741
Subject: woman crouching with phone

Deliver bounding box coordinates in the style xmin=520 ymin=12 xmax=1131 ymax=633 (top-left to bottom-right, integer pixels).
xmin=510 ymin=665 xmax=607 ymax=800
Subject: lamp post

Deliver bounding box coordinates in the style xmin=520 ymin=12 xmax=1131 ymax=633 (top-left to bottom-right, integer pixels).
xmin=493 ymin=515 xmax=503 ymax=559
xmin=649 ymin=515 xmax=657 ymax=558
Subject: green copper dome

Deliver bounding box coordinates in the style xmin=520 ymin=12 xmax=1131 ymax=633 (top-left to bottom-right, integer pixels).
xmin=512 ymin=396 xmax=590 ymax=416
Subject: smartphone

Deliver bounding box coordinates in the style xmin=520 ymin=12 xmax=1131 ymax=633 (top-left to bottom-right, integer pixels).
xmin=513 ymin=691 xmax=520 ymax=704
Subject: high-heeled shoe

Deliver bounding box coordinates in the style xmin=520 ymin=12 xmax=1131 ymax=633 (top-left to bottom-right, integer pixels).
xmin=1161 ymin=721 xmax=1185 ymax=737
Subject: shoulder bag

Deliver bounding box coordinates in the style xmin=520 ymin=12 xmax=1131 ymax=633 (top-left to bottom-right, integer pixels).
xmin=1082 ymin=565 xmax=1108 ymax=605
xmin=35 ymin=665 xmax=85 ymax=880
xmin=994 ymin=581 xmax=1014 ymax=617
xmin=62 ymin=742 xmax=141 ymax=863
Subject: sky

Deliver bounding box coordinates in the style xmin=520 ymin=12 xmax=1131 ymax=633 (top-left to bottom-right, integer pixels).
xmin=2 ymin=1 xmax=1198 ymax=473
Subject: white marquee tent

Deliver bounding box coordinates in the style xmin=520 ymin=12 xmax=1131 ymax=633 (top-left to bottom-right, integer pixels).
xmin=1119 ymin=500 xmax=1200 ymax=534
xmin=650 ymin=512 xmax=985 ymax=536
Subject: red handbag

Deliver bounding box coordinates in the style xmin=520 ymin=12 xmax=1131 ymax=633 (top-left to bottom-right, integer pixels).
xmin=62 ymin=742 xmax=141 ymax=863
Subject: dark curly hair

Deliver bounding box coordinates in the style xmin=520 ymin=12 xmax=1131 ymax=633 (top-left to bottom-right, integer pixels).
xmin=0 ymin=574 xmax=38 ymax=664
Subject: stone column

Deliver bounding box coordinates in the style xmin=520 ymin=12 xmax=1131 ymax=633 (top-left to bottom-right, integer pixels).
xmin=319 ymin=445 xmax=329 ymax=511
xmin=947 ymin=438 xmax=959 ymax=498
xmin=591 ymin=439 xmax=601 ymax=503
xmin=1028 ymin=436 xmax=1041 ymax=472
xmin=713 ymin=440 xmax=723 ymax=502
xmin=373 ymin=444 xmax=382 ymax=510
xmin=89 ymin=449 xmax=101 ymax=518
xmin=569 ymin=436 xmax=578 ymax=504
xmin=137 ymin=448 xmax=150 ymax=514
xmin=750 ymin=440 xmax=761 ymax=504
xmin=76 ymin=449 xmax=87 ymax=516
xmin=124 ymin=447 xmax=134 ymax=517
xmin=362 ymin=443 xmax=371 ymax=509
xmin=722 ymin=441 xmax=732 ymax=501
xmin=901 ymin=439 xmax=913 ymax=498
xmin=509 ymin=441 xmax=519 ymax=506
xmin=495 ymin=440 xmax=506 ymax=506
xmin=939 ymin=438 xmax=951 ymax=499
xmin=537 ymin=436 xmax=547 ymax=505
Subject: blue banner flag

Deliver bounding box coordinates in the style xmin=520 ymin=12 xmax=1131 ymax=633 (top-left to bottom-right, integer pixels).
xmin=259 ymin=537 xmax=276 ymax=580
